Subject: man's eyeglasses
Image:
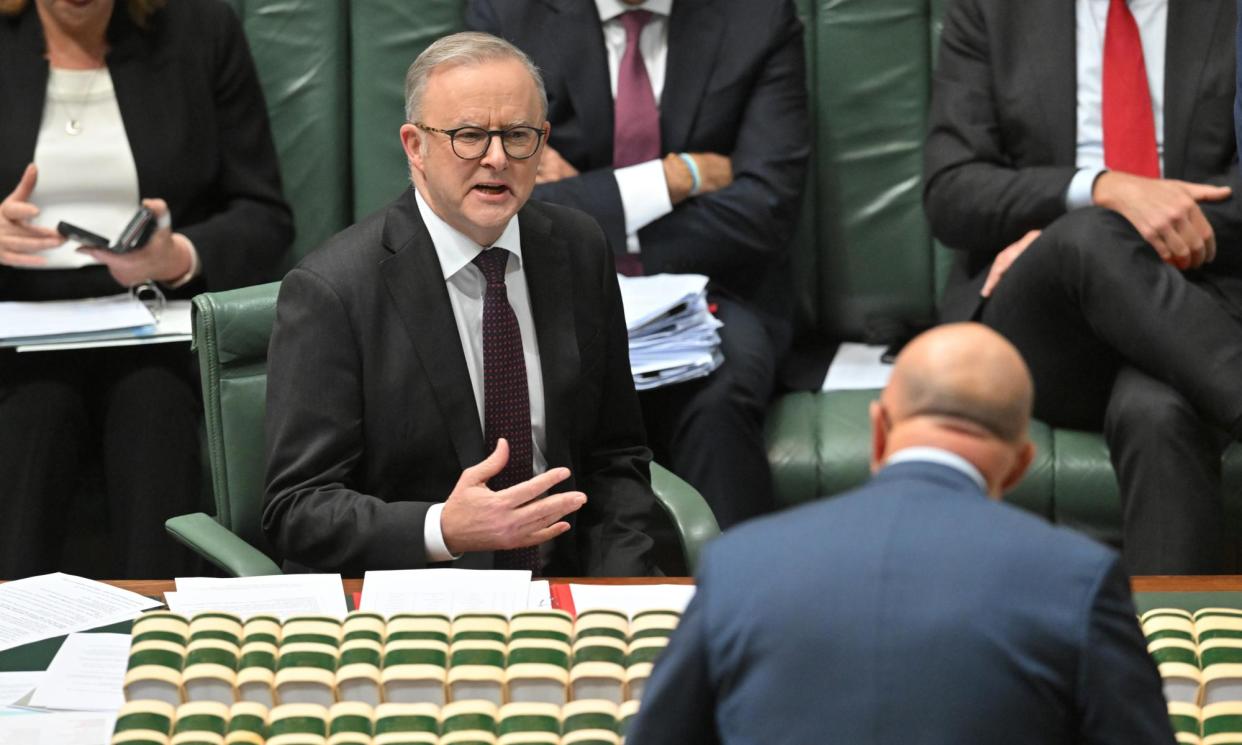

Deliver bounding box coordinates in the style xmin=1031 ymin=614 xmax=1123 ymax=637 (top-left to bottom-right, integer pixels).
xmin=415 ymin=123 xmax=546 ymax=160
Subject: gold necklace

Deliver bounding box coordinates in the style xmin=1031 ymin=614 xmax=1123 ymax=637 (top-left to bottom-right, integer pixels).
xmin=61 ymin=67 xmax=104 ymax=136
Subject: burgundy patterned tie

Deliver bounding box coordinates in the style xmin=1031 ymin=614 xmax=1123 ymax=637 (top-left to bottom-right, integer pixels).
xmin=473 ymin=248 xmax=542 ymax=573
xmin=612 ymin=9 xmax=659 ymax=277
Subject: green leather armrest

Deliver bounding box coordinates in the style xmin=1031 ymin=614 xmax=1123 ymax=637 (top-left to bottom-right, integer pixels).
xmin=165 ymin=513 xmax=282 ymax=578
xmin=650 ymin=463 xmax=720 ymax=575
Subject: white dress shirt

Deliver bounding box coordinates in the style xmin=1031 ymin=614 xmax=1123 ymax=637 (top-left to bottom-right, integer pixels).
xmin=414 ymin=188 xmax=548 ymax=561
xmin=595 ymin=0 xmax=676 ymax=253
xmin=885 ymin=446 xmax=989 ymax=495
xmin=1068 ymin=0 xmax=1167 ymax=209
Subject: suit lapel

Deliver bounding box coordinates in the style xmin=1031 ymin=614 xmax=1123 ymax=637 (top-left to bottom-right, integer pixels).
xmin=661 ymin=0 xmax=723 ymax=150
xmin=1163 ymin=0 xmax=1219 ymax=178
xmin=547 ymin=0 xmax=615 ymax=168
xmin=518 ymin=205 xmax=580 ymax=481
xmin=380 ymin=190 xmax=487 ymax=470
xmin=1035 ymin=0 xmax=1078 ymax=166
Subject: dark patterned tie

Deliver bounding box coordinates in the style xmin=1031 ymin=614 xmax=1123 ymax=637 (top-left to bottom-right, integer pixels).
xmin=473 ymin=248 xmax=542 ymax=573
xmin=611 ymin=9 xmax=659 ymax=277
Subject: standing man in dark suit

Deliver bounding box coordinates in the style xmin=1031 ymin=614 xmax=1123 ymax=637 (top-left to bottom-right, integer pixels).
xmin=263 ymin=32 xmax=655 ymax=576
xmin=629 ymin=324 xmax=1174 ymax=745
xmin=466 ymin=0 xmax=809 ymax=529
xmin=925 ymin=0 xmax=1242 ymax=573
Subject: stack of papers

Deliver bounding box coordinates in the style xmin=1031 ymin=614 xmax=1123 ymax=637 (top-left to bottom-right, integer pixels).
xmin=164 ymin=574 xmax=348 ymax=619
xmin=0 ymin=573 xmax=160 ymax=653
xmin=618 ymin=273 xmax=723 ymax=390
xmin=0 ymin=294 xmax=192 ymax=352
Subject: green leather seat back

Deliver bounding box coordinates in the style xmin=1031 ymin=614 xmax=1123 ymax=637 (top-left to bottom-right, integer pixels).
xmin=222 ymin=0 xmax=352 ymax=269
xmin=192 ymin=282 xmax=281 ymax=557
xmin=349 ymin=0 xmax=465 ymax=220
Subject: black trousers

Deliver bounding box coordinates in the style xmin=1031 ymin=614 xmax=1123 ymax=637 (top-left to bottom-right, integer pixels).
xmin=979 ymin=207 xmax=1242 ymax=574
xmin=0 ymin=341 xmax=203 ymax=580
xmin=639 ymin=296 xmax=785 ymax=530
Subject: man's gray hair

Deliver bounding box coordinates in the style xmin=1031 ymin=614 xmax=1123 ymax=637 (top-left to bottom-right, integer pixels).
xmin=404 ymin=31 xmax=548 ymax=123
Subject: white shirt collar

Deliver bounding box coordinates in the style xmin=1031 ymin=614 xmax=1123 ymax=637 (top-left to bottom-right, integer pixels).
xmin=595 ymin=0 xmax=673 ymax=23
xmin=413 ymin=187 xmax=523 ymax=280
xmin=884 ymin=446 xmax=988 ymax=495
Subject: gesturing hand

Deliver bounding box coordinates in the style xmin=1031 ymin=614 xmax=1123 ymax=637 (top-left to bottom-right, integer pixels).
xmin=1093 ymin=171 xmax=1231 ymax=271
xmin=0 ymin=164 xmax=62 ymax=268
xmin=981 ymin=229 xmax=1042 ymax=298
xmin=440 ymin=438 xmax=587 ymax=555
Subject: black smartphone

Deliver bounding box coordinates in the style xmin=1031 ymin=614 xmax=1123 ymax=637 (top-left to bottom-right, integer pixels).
xmin=56 ymin=220 xmax=110 ymax=249
xmin=114 ymin=206 xmax=156 ymax=253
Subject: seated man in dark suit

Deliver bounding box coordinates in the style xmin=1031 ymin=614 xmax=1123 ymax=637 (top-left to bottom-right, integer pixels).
xmin=925 ymin=0 xmax=1242 ymax=573
xmin=466 ymin=0 xmax=809 ymax=530
xmin=629 ymin=324 xmax=1174 ymax=745
xmin=262 ymin=32 xmax=656 ymax=576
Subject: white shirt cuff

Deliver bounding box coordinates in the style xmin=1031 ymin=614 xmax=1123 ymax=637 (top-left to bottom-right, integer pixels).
xmin=166 ymin=234 xmax=199 ymax=289
xmin=615 ymin=159 xmax=674 ymax=254
xmin=424 ymin=502 xmax=460 ymax=562
xmin=1067 ymin=168 xmax=1106 ymax=211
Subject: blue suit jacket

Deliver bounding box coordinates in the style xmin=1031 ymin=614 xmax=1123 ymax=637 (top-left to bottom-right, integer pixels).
xmin=628 ymin=461 xmax=1175 ymax=745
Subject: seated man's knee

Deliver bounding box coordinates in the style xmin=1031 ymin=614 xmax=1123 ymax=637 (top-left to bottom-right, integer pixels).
xmin=1105 ymin=370 xmax=1216 ymax=449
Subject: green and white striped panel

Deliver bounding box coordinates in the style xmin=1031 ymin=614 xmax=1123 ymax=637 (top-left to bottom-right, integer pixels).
xmin=373 ymin=701 xmax=440 ymax=745
xmin=440 ymin=699 xmax=499 ymax=744
xmin=448 ymin=641 xmax=506 ymax=706
xmin=282 ymin=617 xmax=343 ymax=648
xmin=1200 ymin=616 xmax=1242 ymax=645
xmin=381 ymin=640 xmax=449 ymax=707
xmin=624 ymin=638 xmax=668 ymax=703
xmin=133 ymin=613 xmax=190 ymax=648
xmin=497 ymin=701 xmax=561 ymax=745
xmin=125 ymin=639 xmax=185 ymax=707
xmin=619 ymin=699 xmax=640 ymax=743
xmin=112 ymin=699 xmax=176 ymax=745
xmin=327 ymin=701 xmax=374 ymax=745
xmin=1144 ymin=610 xmax=1197 ymax=645
xmin=573 ymin=611 xmax=629 ymax=645
xmin=1202 ymin=701 xmax=1242 ymax=745
xmin=189 ymin=614 xmax=244 ymax=648
xmin=237 ymin=642 xmax=278 ymax=708
xmin=183 ymin=639 xmax=240 ymax=706
xmin=1200 ymin=640 xmax=1242 ymax=706
xmin=1170 ymin=702 xmax=1203 ymax=742
xmin=387 ymin=614 xmax=452 ymax=645
xmin=570 ymin=637 xmax=627 ymax=704
xmin=509 ymin=611 xmax=573 ymax=644
xmin=241 ymin=617 xmax=282 ymax=648
xmin=628 ymin=611 xmax=680 ymax=643
xmin=342 ymin=612 xmax=387 ymax=645
xmin=337 ymin=639 xmax=383 ymax=707
xmin=267 ymin=702 xmax=329 ymax=745
xmin=1150 ymin=638 xmax=1203 ymax=704
xmin=275 ymin=643 xmax=338 ymax=708
xmin=171 ymin=700 xmax=230 ymax=745
xmin=223 ymin=700 xmax=268 ymax=745
xmin=505 ymin=639 xmax=570 ymax=706
xmin=561 ymin=699 xmax=619 ymax=745
xmin=451 ymin=614 xmax=509 ymax=645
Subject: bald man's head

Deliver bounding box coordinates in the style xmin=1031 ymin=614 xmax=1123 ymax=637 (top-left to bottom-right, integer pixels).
xmin=871 ymin=323 xmax=1036 ymax=498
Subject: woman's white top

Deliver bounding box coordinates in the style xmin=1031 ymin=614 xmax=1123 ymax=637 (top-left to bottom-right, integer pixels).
xmin=27 ymin=66 xmax=140 ymax=270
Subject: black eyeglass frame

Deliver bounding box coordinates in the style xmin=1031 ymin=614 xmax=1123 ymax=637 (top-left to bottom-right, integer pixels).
xmin=414 ymin=122 xmax=547 ymax=160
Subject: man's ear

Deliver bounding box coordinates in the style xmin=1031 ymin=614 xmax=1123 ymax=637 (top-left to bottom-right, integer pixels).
xmin=400 ymin=123 xmax=424 ymax=171
xmin=999 ymin=440 xmax=1036 ymax=494
xmin=869 ymin=399 xmax=887 ymax=474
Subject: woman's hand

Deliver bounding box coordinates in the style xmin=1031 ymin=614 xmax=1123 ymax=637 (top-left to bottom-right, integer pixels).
xmin=77 ymin=198 xmax=194 ymax=287
xmin=0 ymin=164 xmax=62 ymax=267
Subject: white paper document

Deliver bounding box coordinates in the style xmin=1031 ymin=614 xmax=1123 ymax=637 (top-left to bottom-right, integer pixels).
xmin=526 ymin=581 xmax=553 ymax=610
xmin=16 ymin=300 xmax=193 ymax=352
xmin=167 ymin=574 xmax=348 ymax=619
xmin=618 ymin=273 xmax=724 ymax=390
xmin=821 ymin=342 xmax=894 ymax=391
xmin=0 ymin=293 xmax=153 ymax=341
xmin=360 ymin=569 xmax=534 ymax=617
xmin=0 ymin=672 xmax=44 ymax=707
xmin=0 ymin=573 xmax=159 ymax=653
xmin=568 ymin=584 xmax=696 ymax=617
xmin=27 ymin=633 xmax=129 ymax=712
xmin=0 ymin=710 xmax=115 ymax=745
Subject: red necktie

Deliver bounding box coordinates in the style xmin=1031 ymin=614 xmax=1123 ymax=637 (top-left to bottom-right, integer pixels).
xmin=612 ymin=10 xmax=659 ymax=277
xmin=473 ymin=248 xmax=541 ymax=574
xmin=1102 ymin=0 xmax=1160 ymax=178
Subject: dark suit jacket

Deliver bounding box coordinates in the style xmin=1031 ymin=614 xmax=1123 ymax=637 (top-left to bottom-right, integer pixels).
xmin=628 ymin=460 xmax=1175 ymax=745
xmin=0 ymin=0 xmax=291 ymax=297
xmin=263 ymin=188 xmax=656 ymax=577
xmin=925 ymin=0 xmax=1242 ymax=322
xmin=466 ymin=0 xmax=809 ymax=334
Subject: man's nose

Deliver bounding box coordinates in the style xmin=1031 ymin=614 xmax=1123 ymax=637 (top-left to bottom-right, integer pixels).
xmin=480 ymin=133 xmax=509 ymax=169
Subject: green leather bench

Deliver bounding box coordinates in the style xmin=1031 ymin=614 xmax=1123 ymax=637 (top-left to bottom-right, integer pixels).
xmin=221 ymin=0 xmax=1240 ymax=563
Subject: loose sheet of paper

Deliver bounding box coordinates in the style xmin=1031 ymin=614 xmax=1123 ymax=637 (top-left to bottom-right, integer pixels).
xmin=0 ymin=710 xmax=115 ymax=745
xmin=17 ymin=300 xmax=193 ymax=352
xmin=167 ymin=574 xmax=348 ymax=619
xmin=0 ymin=293 xmax=153 ymax=340
xmin=0 ymin=573 xmax=159 ymax=653
xmin=0 ymin=672 xmax=44 ymax=706
xmin=821 ymin=342 xmax=894 ymax=391
xmin=27 ymin=633 xmax=129 ymax=712
xmin=360 ymin=569 xmax=533 ymax=616
xmin=568 ymin=584 xmax=696 ymax=617
xmin=526 ymin=581 xmax=553 ymax=609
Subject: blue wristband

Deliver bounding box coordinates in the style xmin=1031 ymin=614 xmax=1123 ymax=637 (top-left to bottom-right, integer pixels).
xmin=677 ymin=153 xmax=702 ymax=196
